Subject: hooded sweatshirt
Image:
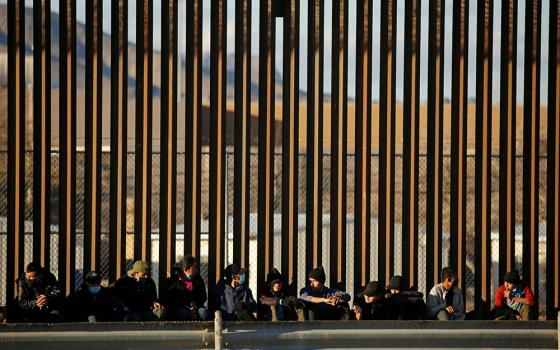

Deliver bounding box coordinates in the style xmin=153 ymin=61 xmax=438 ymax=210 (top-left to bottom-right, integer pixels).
xmin=426 ymin=283 xmax=465 ymax=320
xmin=213 ymin=280 xmax=257 ymax=321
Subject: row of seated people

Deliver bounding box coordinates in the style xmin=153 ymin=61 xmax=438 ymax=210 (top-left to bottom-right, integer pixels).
xmin=7 ymin=258 xmax=535 ymax=323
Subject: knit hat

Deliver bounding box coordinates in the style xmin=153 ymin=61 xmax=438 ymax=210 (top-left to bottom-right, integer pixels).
xmin=389 ymin=275 xmax=406 ymax=291
xmin=84 ymin=271 xmax=101 ymax=284
xmin=308 ymin=266 xmax=326 ymax=284
xmin=131 ymin=260 xmax=149 ymax=274
xmin=358 ymin=281 xmax=385 ymax=298
xmin=266 ymin=268 xmax=283 ymax=286
xmin=504 ymin=270 xmax=521 ymax=285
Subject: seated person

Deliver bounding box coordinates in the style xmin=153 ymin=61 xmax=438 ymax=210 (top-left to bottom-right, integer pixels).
xmin=258 ymin=268 xmax=304 ymax=321
xmin=15 ymin=262 xmax=63 ymax=323
xmin=426 ymin=267 xmax=465 ymax=320
xmin=161 ymin=256 xmax=208 ymax=321
xmin=352 ymin=281 xmax=389 ymax=320
xmin=490 ymin=270 xmax=535 ymax=320
xmin=65 ymin=271 xmax=126 ymax=322
xmin=385 ymin=275 xmax=425 ymax=320
xmin=299 ymin=266 xmax=351 ymax=320
xmin=112 ymin=260 xmax=165 ymax=321
xmin=213 ymin=264 xmax=257 ymax=321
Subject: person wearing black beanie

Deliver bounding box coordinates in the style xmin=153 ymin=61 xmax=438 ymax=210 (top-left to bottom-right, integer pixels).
xmin=299 ymin=267 xmax=351 ymax=320
xmin=490 ymin=270 xmax=535 ymax=320
xmin=257 ymin=268 xmax=305 ymax=321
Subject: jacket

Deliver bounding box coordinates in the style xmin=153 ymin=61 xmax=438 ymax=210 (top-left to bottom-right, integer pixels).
xmin=213 ymin=280 xmax=257 ymax=321
xmin=354 ymin=296 xmax=390 ymax=320
xmin=494 ymin=284 xmax=535 ymax=311
xmin=65 ymin=285 xmax=124 ymax=322
xmin=385 ymin=290 xmax=426 ymax=320
xmin=17 ymin=270 xmax=63 ymax=311
xmin=161 ymin=268 xmax=207 ymax=310
xmin=426 ymin=284 xmax=465 ymax=320
xmin=112 ymin=273 xmax=158 ymax=312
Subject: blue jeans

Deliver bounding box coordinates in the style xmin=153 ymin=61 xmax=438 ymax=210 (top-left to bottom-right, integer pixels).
xmin=171 ymin=306 xmax=208 ymax=321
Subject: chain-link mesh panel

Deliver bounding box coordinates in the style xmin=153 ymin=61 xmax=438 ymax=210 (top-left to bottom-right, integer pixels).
xmin=394 ymin=154 xmax=403 ymax=277
xmin=465 ymin=155 xmax=476 ymax=312
xmin=538 ymin=157 xmax=547 ymax=318
xmin=442 ymin=155 xmax=451 ymax=268
xmin=417 ymin=155 xmax=427 ymax=297
xmin=346 ymin=154 xmax=355 ymax=298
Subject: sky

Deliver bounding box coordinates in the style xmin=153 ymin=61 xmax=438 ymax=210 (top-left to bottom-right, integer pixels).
xmin=14 ymin=0 xmax=555 ymax=104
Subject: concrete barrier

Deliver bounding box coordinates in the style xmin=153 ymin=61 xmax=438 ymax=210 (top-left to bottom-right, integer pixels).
xmin=0 ymin=318 xmax=557 ymax=350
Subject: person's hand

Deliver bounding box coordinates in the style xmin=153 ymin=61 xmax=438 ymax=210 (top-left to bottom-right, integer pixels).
xmin=153 ymin=301 xmax=163 ymax=310
xmin=36 ymin=295 xmax=47 ymax=308
xmin=330 ymin=295 xmax=341 ymax=305
xmin=446 ymin=306 xmax=455 ymax=314
xmin=515 ymin=314 xmax=522 ymax=321
xmin=352 ymin=304 xmax=362 ymax=314
xmin=504 ymin=290 xmax=510 ymax=298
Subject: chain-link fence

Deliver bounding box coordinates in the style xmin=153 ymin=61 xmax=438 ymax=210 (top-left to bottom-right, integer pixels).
xmin=0 ymin=150 xmax=549 ymax=317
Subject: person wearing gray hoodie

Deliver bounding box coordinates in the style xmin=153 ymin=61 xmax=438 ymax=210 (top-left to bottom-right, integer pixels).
xmin=426 ymin=267 xmax=465 ymax=320
xmin=212 ymin=264 xmax=257 ymax=321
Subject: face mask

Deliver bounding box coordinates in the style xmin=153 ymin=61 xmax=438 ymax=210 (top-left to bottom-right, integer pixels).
xmin=88 ymin=286 xmax=101 ymax=295
xmin=239 ymin=274 xmax=246 ymax=285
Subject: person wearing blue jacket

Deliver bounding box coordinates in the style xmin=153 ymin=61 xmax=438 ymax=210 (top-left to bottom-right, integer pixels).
xmin=213 ymin=264 xmax=257 ymax=321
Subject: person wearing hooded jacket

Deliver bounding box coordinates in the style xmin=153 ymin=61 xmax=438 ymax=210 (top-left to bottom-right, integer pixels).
xmin=426 ymin=267 xmax=465 ymax=320
xmin=490 ymin=270 xmax=535 ymax=320
xmin=212 ymin=264 xmax=257 ymax=321
xmin=112 ymin=260 xmax=165 ymax=321
xmin=299 ymin=266 xmax=351 ymax=320
xmin=258 ymin=268 xmax=305 ymax=321
xmin=65 ymin=271 xmax=126 ymax=322
xmin=352 ymin=281 xmax=389 ymax=320
xmin=161 ymin=256 xmax=208 ymax=321
xmin=385 ymin=275 xmax=426 ymax=320
xmin=14 ymin=262 xmax=63 ymax=323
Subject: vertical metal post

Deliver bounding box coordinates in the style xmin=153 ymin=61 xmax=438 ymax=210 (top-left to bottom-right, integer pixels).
xmin=402 ymin=0 xmax=420 ymax=290
xmin=58 ymin=0 xmax=77 ymax=295
xmin=234 ymin=0 xmax=251 ymax=271
xmin=110 ymin=0 xmax=128 ymax=282
xmin=499 ymin=0 xmax=517 ymax=281
xmin=546 ymin=0 xmax=560 ymax=321
xmin=306 ymin=0 xmax=324 ymax=274
xmin=32 ymin=0 xmax=51 ymax=269
xmin=354 ymin=0 xmax=372 ymax=291
xmin=214 ymin=311 xmax=223 ymax=350
xmin=209 ymin=0 xmax=227 ymax=294
xmin=257 ymin=0 xmax=276 ymax=295
xmin=7 ymin=0 xmax=26 ymax=302
xmin=330 ymin=0 xmax=348 ymax=291
xmin=426 ymin=0 xmax=445 ymax=291
xmin=185 ymin=0 xmax=202 ymax=259
xmin=475 ymin=0 xmax=493 ymax=318
xmin=522 ymin=0 xmax=541 ymax=306
xmin=160 ymin=0 xmax=178 ymax=286
xmin=134 ymin=0 xmax=153 ymax=263
xmin=379 ymin=0 xmax=396 ymax=286
xmin=281 ymin=0 xmax=300 ymax=294
xmin=84 ymin=0 xmax=103 ymax=274
xmin=450 ymin=0 xmax=468 ymax=294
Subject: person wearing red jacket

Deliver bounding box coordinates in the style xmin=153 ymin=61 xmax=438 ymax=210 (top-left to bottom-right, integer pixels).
xmin=491 ymin=270 xmax=535 ymax=320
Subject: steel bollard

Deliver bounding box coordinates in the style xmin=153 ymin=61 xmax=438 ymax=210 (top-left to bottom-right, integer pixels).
xmin=215 ymin=311 xmax=223 ymax=350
